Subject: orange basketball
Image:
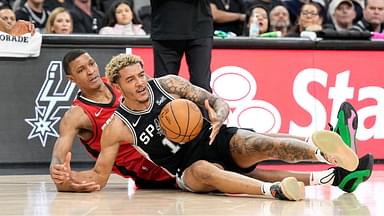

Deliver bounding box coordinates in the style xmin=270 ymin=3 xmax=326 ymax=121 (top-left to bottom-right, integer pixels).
xmin=159 ymin=99 xmax=203 ymax=143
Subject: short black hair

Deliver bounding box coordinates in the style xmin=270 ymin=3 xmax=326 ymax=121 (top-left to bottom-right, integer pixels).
xmin=62 ymin=49 xmax=87 ymax=75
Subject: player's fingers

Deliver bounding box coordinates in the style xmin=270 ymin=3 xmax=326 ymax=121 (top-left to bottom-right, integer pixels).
xmin=51 ymin=171 xmax=69 ymax=183
xmin=52 ymin=178 xmax=64 ymax=184
xmin=51 ymin=172 xmax=68 ymax=184
xmin=209 ymin=126 xmax=219 ymax=145
xmin=52 ymin=164 xmax=64 ymax=172
xmin=71 ymin=181 xmax=101 ymax=192
xmin=28 ymin=23 xmax=35 ymax=36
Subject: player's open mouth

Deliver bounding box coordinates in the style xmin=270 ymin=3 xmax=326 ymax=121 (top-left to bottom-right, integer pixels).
xmin=90 ymin=76 xmax=99 ymax=82
xmin=137 ymin=87 xmax=145 ymax=94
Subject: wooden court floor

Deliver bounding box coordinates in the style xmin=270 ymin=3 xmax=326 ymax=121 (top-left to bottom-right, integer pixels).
xmin=0 ymin=169 xmax=382 ymax=215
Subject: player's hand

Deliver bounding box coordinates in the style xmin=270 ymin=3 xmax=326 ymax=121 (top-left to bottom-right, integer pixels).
xmin=68 ymin=174 xmax=101 ymax=193
xmin=205 ymin=100 xmax=223 ymax=145
xmin=10 ymin=20 xmax=35 ymax=36
xmin=51 ymin=152 xmax=72 ymax=184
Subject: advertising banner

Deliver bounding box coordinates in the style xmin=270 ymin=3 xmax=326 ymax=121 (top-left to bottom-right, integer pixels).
xmin=133 ymin=48 xmax=384 ymax=159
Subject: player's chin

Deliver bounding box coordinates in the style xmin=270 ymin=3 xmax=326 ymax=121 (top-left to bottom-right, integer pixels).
xmin=137 ymin=95 xmax=149 ymax=103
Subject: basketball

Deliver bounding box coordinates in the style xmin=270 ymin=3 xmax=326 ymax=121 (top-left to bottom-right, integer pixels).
xmin=159 ymin=99 xmax=203 ymax=143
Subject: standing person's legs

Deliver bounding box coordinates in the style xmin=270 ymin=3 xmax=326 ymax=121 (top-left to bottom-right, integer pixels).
xmin=185 ymin=38 xmax=212 ymax=92
xmin=152 ymin=40 xmax=185 ymax=78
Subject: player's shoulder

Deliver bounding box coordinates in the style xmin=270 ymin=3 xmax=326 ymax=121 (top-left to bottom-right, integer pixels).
xmin=101 ymin=114 xmax=132 ymax=142
xmin=62 ymin=105 xmax=90 ymax=124
xmin=102 ymin=114 xmax=128 ymax=133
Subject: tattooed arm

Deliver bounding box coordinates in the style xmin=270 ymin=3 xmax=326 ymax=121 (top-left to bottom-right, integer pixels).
xmin=157 ymin=75 xmax=230 ymax=143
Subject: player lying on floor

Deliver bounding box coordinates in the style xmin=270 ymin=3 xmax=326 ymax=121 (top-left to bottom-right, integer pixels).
xmin=51 ymin=52 xmax=373 ymax=200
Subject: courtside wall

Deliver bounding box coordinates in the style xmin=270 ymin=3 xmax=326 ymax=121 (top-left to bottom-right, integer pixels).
xmin=0 ymin=35 xmax=383 ymax=166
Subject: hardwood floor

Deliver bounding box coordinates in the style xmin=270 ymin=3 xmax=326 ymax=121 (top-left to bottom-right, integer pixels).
xmin=0 ymin=170 xmax=382 ymax=215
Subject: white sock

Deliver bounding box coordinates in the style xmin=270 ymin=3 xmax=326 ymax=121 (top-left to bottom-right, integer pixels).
xmin=314 ymin=148 xmax=333 ymax=165
xmin=307 ymin=136 xmax=332 ymax=164
xmin=261 ymin=183 xmax=273 ymax=197
xmin=309 ymin=169 xmax=335 ymax=186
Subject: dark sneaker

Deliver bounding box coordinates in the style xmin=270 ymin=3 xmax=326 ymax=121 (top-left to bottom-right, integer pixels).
xmin=329 ymin=102 xmax=358 ymax=153
xmin=332 ymin=153 xmax=374 ymax=193
xmin=270 ymin=177 xmax=305 ymax=201
xmin=312 ymin=130 xmax=358 ymax=171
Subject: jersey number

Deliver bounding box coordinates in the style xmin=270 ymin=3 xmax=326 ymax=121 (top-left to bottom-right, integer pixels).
xmin=139 ymin=124 xmax=180 ymax=154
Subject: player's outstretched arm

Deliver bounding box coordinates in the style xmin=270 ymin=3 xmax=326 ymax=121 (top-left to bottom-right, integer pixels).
xmin=50 ymin=107 xmax=91 ymax=192
xmin=67 ymin=117 xmax=130 ymax=192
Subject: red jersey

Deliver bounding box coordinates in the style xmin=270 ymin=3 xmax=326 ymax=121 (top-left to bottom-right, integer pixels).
xmin=72 ymin=78 xmax=175 ymax=188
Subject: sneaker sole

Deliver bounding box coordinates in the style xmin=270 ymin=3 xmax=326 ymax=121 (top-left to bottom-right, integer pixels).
xmin=312 ymin=130 xmax=358 ymax=171
xmin=336 ymin=102 xmax=358 ymax=152
xmin=280 ymin=177 xmax=305 ymax=201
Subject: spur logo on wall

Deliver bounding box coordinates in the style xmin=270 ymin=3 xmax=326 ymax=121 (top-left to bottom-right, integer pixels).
xmin=24 ymin=61 xmax=76 ymax=147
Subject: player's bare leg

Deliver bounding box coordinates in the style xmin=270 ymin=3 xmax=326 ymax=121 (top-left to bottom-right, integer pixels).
xmin=181 ymin=160 xmax=305 ymax=201
xmin=229 ymin=130 xmax=358 ymax=171
xmin=244 ymin=153 xmax=373 ymax=193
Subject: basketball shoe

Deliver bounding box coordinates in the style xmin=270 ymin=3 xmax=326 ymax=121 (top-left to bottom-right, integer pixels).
xmin=329 ymin=102 xmax=358 ymax=153
xmin=270 ymin=177 xmax=305 ymax=201
xmin=311 ymin=130 xmax=358 ymax=171
xmin=332 ymin=153 xmax=374 ymax=193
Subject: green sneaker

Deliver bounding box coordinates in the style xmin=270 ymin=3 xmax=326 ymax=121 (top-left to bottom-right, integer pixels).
xmin=332 ymin=153 xmax=374 ymax=193
xmin=330 ymin=102 xmax=358 ymax=153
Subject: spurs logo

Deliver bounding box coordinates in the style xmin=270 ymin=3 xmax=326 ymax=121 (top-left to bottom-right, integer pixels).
xmin=156 ymin=96 xmax=166 ymax=105
xmin=24 ymin=61 xmax=77 ymax=147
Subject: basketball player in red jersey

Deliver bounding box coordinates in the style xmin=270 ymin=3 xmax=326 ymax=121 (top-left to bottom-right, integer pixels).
xmin=58 ymin=53 xmax=373 ymax=200
xmin=49 ymin=49 xmax=175 ymax=192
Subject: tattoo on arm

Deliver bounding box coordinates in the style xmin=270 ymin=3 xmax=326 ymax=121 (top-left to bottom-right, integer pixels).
xmin=158 ymin=75 xmax=229 ymax=121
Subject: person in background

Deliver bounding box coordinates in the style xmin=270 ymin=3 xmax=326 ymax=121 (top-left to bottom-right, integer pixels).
xmin=325 ymin=0 xmax=356 ymax=31
xmin=283 ymin=0 xmax=326 ymax=25
xmin=243 ymin=5 xmax=270 ymax=36
xmin=0 ymin=5 xmax=16 ymax=29
xmin=15 ymin=0 xmax=50 ymax=32
xmin=68 ymin=0 xmax=104 ymax=33
xmin=0 ymin=16 xmax=35 ymax=35
xmin=99 ymin=0 xmax=145 ymax=35
xmin=210 ymin=0 xmax=246 ymax=36
xmin=44 ymin=7 xmax=72 ymax=33
xmin=244 ymin=0 xmax=284 ymax=13
xmin=269 ymin=5 xmax=291 ymax=36
xmin=287 ymin=1 xmax=324 ymax=37
xmin=150 ymin=0 xmax=213 ymax=92
xmin=350 ymin=0 xmax=384 ymax=32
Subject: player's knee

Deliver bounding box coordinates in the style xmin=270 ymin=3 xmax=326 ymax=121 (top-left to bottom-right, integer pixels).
xmin=189 ymin=160 xmax=217 ymax=181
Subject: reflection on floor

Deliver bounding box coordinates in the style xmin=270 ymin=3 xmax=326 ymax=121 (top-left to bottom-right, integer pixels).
xmin=0 ymin=170 xmax=382 ymax=215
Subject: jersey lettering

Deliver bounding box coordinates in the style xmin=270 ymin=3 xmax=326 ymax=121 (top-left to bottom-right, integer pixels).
xmin=139 ymin=124 xmax=155 ymax=145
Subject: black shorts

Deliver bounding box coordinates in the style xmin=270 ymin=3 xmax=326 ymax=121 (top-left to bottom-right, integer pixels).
xmin=178 ymin=125 xmax=257 ymax=175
